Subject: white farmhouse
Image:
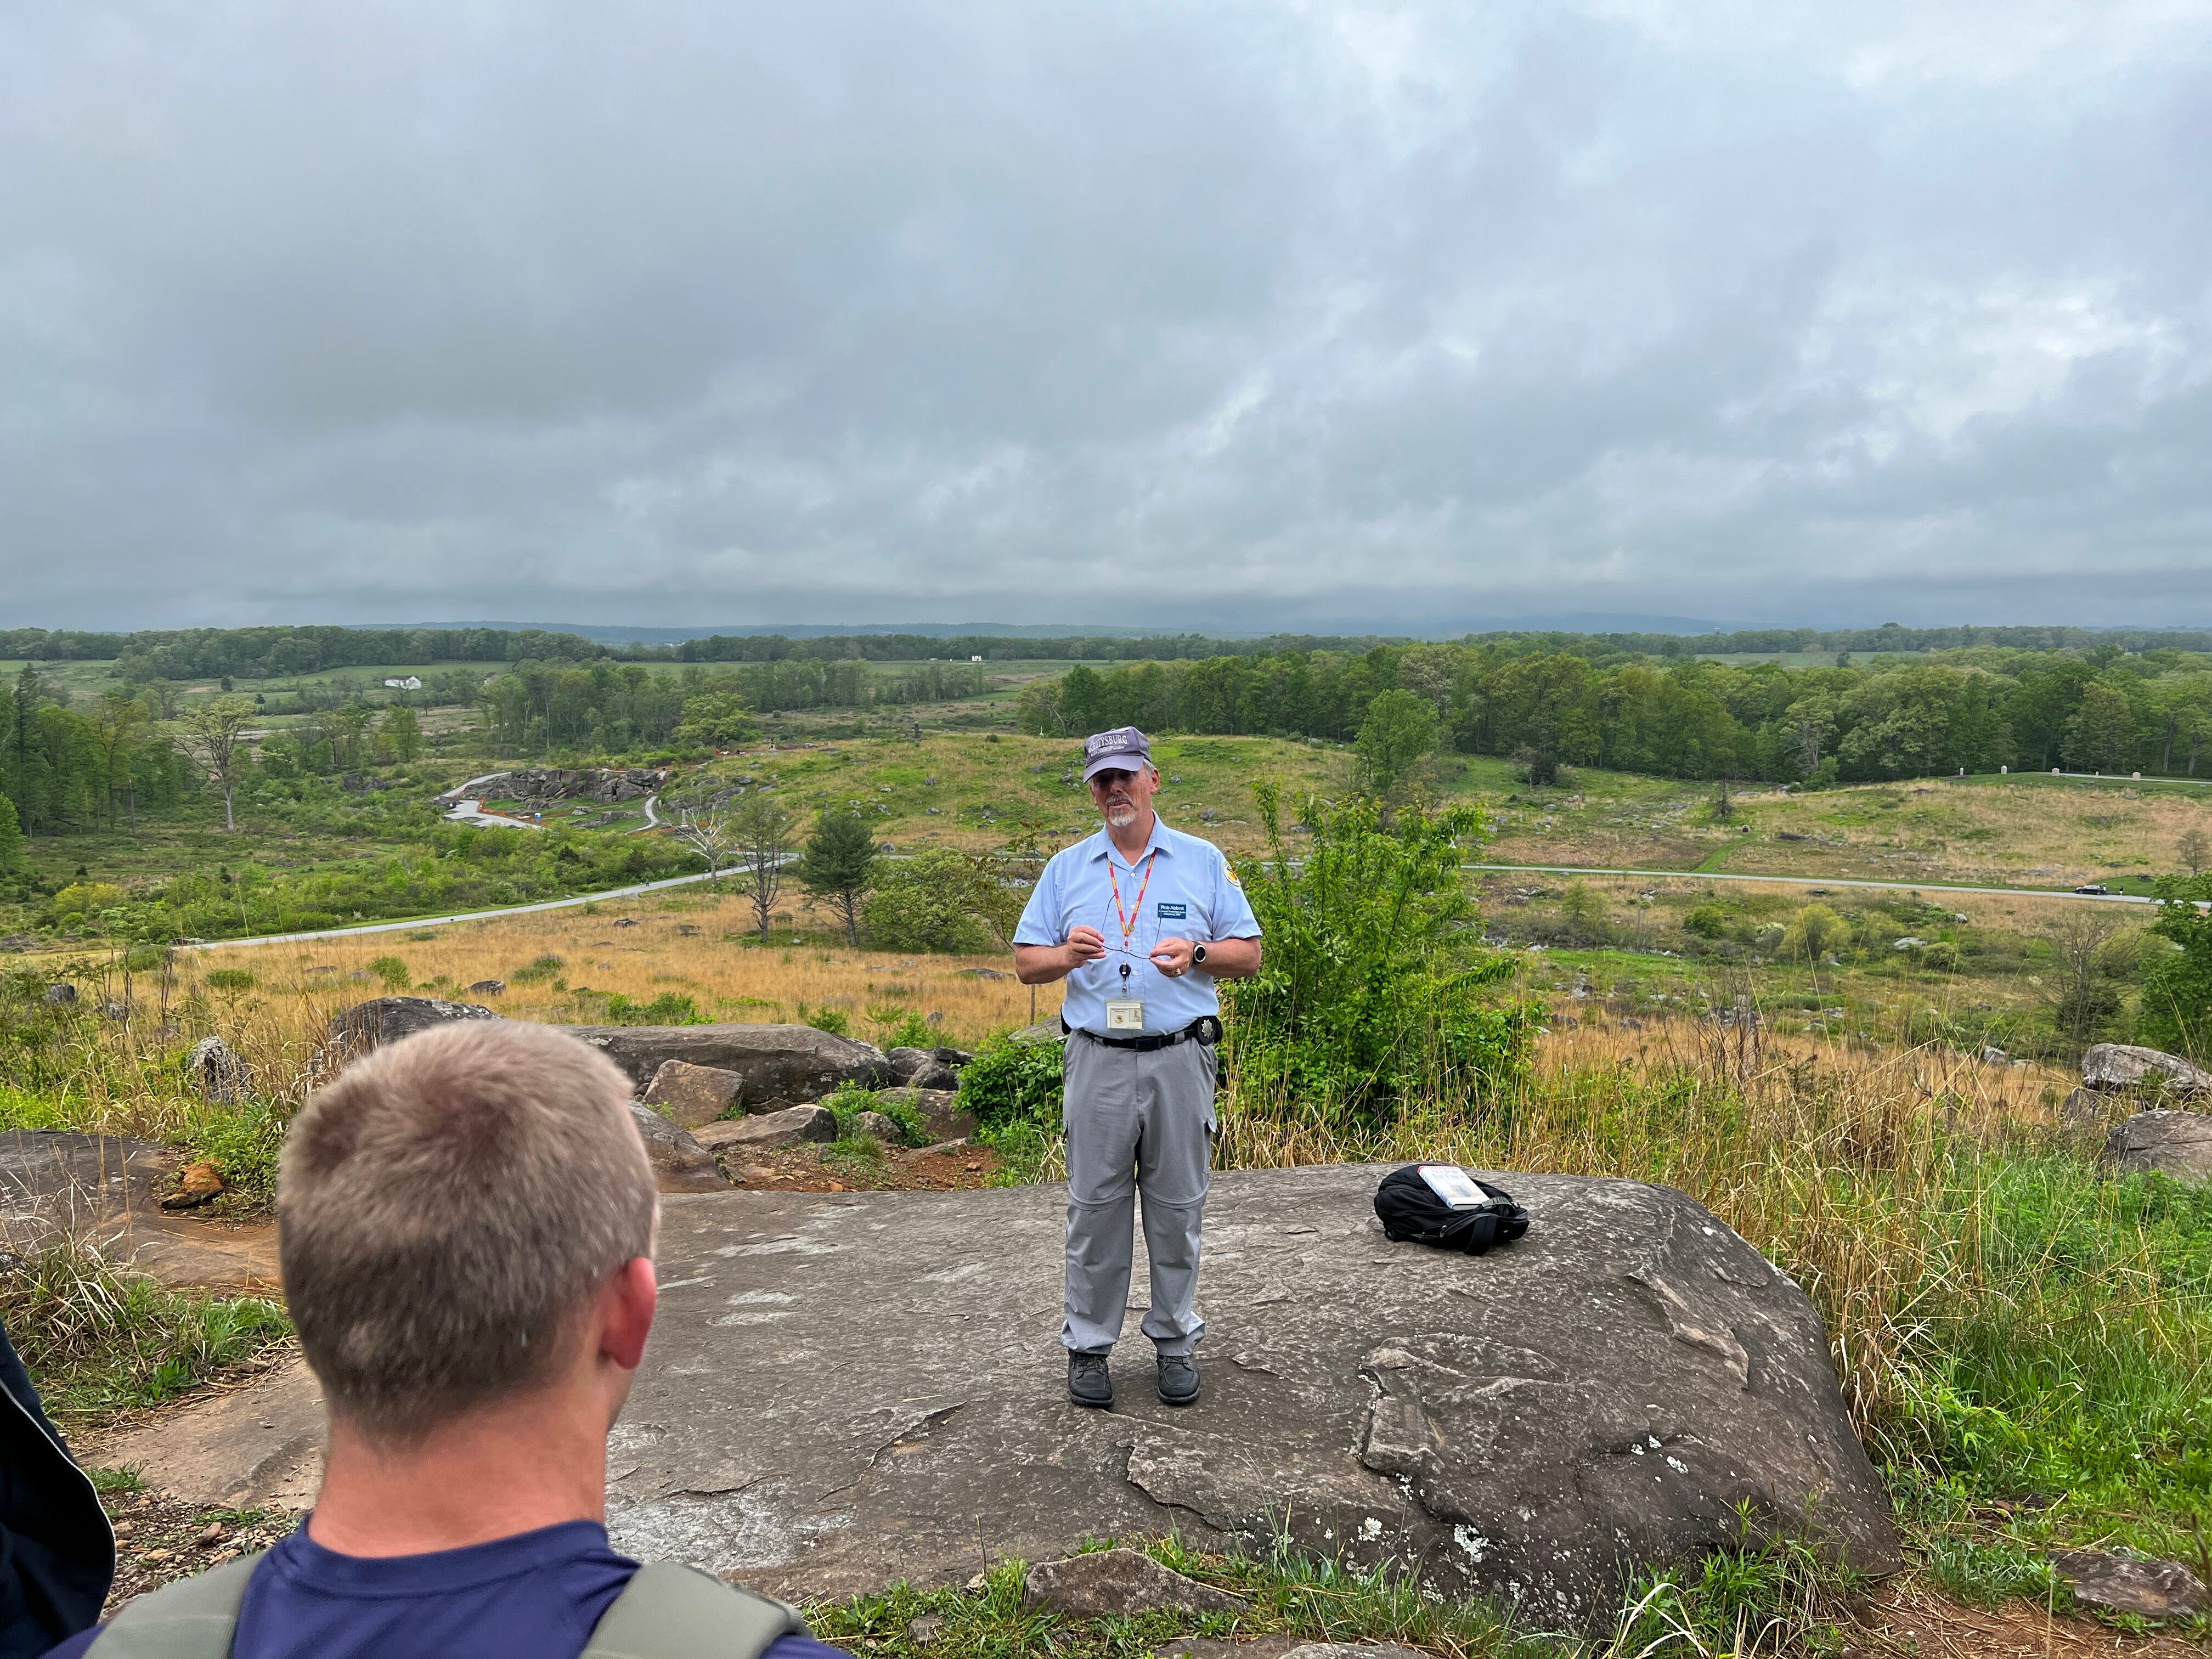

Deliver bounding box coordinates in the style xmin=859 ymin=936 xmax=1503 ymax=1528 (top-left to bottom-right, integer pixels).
xmin=383 ymin=675 xmax=424 ymax=690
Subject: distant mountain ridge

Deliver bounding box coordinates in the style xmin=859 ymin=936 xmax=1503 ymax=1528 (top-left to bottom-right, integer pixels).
xmin=354 ymin=612 xmax=1751 ymax=644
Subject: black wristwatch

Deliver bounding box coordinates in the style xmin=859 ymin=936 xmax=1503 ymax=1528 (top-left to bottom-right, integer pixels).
xmin=1190 ymin=943 xmax=1209 ymax=967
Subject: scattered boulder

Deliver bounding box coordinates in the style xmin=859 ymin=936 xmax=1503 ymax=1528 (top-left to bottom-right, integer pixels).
xmin=1007 ymin=1021 xmax=1065 ymax=1048
xmin=185 ymin=1036 xmax=249 ymax=1104
xmin=325 ymin=996 xmax=501 ymax=1060
xmin=561 ymin=1024 xmax=898 ymax=1103
xmin=692 ymin=1105 xmax=836 ymax=1152
xmin=2102 ymin=1110 xmax=2212 ymax=1183
xmin=2081 ymin=1043 xmax=2210 ymax=1096
xmin=1978 ymin=1046 xmax=2008 ymax=1064
xmin=874 ymin=1087 xmax=977 ymax=1143
xmin=1023 ymin=1549 xmax=1248 ymax=1617
xmin=641 ymin=1060 xmax=746 ymax=1130
xmin=468 ymin=979 xmax=506 ymax=997
xmin=957 ymin=967 xmax=1009 ymax=981
xmin=887 ymin=1048 xmax=961 ymax=1091
xmin=2051 ymin=1549 xmax=2208 ymax=1619
xmin=41 ymin=984 xmax=78 ymax=1008
xmin=853 ymin=1110 xmax=906 ymax=1144
xmin=1280 ymin=1647 xmax=1425 ymax=1659
xmin=625 ymin=1104 xmax=729 ymax=1192
xmin=160 ymin=1159 xmax=225 ymax=1211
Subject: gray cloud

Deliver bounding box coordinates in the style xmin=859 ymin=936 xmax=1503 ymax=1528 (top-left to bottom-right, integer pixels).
xmin=3 ymin=0 xmax=2209 ymax=633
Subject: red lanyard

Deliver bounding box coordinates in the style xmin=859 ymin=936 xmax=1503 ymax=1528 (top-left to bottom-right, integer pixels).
xmin=1107 ymin=850 xmax=1158 ymax=948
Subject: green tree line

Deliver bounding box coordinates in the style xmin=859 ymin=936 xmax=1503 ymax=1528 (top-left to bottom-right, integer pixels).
xmin=1022 ymin=644 xmax=2212 ymax=784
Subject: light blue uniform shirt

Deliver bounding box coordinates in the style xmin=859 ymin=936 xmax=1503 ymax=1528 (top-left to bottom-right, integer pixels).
xmin=1014 ymin=816 xmax=1261 ymax=1036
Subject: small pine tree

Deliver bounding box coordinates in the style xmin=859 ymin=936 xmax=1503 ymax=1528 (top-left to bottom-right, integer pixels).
xmin=799 ymin=808 xmax=877 ymax=947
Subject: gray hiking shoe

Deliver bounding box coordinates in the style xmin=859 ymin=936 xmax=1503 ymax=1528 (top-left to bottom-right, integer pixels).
xmin=1068 ymin=1350 xmax=1113 ymax=1409
xmin=1156 ymin=1351 xmax=1200 ymax=1406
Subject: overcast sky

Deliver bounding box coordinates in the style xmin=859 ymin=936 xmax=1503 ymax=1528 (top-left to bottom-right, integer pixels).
xmin=4 ymin=2 xmax=2209 ymax=635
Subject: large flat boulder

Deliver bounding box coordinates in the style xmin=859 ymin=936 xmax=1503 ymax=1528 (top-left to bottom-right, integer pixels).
xmin=2081 ymin=1044 xmax=2210 ymax=1095
xmin=2103 ymin=1110 xmax=2212 ymax=1183
xmin=611 ymin=1166 xmax=1895 ymax=1626
xmin=101 ymin=1166 xmax=1896 ymax=1631
xmin=561 ymin=1024 xmax=898 ymax=1104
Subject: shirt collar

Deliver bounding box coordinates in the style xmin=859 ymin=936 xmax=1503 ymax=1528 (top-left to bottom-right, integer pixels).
xmin=1088 ymin=815 xmax=1172 ymax=864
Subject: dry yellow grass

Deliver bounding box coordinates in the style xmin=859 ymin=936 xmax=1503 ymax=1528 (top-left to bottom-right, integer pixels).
xmin=184 ymin=888 xmax=1058 ymax=1047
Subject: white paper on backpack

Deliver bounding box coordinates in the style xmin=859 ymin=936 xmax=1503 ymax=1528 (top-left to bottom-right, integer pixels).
xmin=1416 ymin=1164 xmax=1487 ymax=1210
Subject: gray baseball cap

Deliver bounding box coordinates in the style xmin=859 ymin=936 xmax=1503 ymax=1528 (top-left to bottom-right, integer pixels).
xmin=1082 ymin=726 xmax=1153 ymax=782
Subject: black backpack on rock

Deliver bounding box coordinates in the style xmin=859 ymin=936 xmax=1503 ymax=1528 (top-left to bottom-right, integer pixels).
xmin=1373 ymin=1165 xmax=1530 ymax=1255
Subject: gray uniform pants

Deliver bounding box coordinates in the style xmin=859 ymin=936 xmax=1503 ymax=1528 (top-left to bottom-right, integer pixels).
xmin=1060 ymin=1030 xmax=1216 ymax=1356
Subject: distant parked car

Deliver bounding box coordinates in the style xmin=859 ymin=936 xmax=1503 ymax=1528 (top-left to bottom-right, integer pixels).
xmin=2074 ymin=883 xmax=2109 ymax=895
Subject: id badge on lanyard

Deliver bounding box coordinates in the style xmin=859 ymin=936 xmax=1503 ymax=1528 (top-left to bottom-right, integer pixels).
xmin=1105 ymin=850 xmax=1156 ymax=1031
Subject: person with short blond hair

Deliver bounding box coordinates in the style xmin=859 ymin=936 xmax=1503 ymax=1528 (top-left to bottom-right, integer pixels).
xmin=52 ymin=1020 xmax=845 ymax=1659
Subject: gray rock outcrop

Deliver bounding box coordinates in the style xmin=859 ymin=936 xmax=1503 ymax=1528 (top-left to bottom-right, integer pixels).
xmin=2081 ymin=1043 xmax=2210 ymax=1095
xmin=2102 ymin=1110 xmax=2212 ymax=1183
xmin=91 ymin=1166 xmax=1898 ymax=1632
xmin=692 ymin=1106 xmax=836 ymax=1152
xmin=325 ymin=996 xmax=501 ymax=1060
xmin=185 ymin=1036 xmax=249 ymax=1103
xmin=874 ymin=1087 xmax=977 ymax=1143
xmin=887 ymin=1047 xmax=961 ymax=1091
xmin=1023 ymin=1549 xmax=1248 ymax=1616
xmin=2051 ymin=1549 xmax=2208 ymax=1619
xmin=641 ymin=1060 xmax=746 ymax=1129
xmin=0 ymin=1130 xmax=177 ymax=1229
xmin=627 ymin=1104 xmax=730 ymax=1192
xmin=596 ymin=1165 xmax=1896 ymax=1624
xmin=562 ymin=1024 xmax=898 ymax=1102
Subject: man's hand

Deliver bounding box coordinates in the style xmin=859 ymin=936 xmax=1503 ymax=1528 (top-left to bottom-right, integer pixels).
xmin=1015 ymin=926 xmax=1106 ymax=985
xmin=1149 ymin=936 xmax=1198 ymax=977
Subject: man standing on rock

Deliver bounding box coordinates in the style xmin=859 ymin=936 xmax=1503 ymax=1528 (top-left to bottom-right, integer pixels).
xmin=1013 ymin=726 xmax=1262 ymax=1409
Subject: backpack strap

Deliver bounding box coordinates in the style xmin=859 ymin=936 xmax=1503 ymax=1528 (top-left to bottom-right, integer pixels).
xmin=582 ymin=1560 xmax=808 ymax=1659
xmin=90 ymin=1551 xmax=266 ymax=1659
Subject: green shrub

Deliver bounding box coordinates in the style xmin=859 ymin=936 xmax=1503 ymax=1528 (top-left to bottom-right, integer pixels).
xmin=2139 ymin=875 xmax=2212 ymax=1060
xmin=1682 ymin=904 xmax=1728 ymax=939
xmin=868 ymin=1005 xmax=934 ymax=1049
xmin=511 ymin=953 xmax=565 ymax=985
xmin=204 ymin=968 xmax=256 ymax=994
xmin=188 ymin=1099 xmax=291 ymax=1209
xmin=956 ymin=1034 xmax=1064 ymax=1133
xmin=602 ymin=991 xmax=704 ymax=1026
xmin=365 ymin=955 xmax=410 ymax=991
xmin=801 ymin=1004 xmax=851 ymax=1037
xmin=1921 ymin=941 xmax=1961 ymax=973
xmin=1223 ymin=787 xmax=1533 ymax=1129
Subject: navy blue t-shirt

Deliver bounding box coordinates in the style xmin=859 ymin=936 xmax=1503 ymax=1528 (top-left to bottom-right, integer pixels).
xmin=44 ymin=1519 xmax=847 ymax=1659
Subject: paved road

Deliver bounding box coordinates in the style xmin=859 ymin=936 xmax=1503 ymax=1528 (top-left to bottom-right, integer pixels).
xmin=1466 ymin=864 xmax=2166 ymax=904
xmin=184 ymin=870 xmax=724 ymax=950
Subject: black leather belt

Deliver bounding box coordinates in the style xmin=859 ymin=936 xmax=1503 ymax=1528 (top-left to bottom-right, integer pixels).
xmin=1064 ymin=1014 xmax=1223 ymax=1052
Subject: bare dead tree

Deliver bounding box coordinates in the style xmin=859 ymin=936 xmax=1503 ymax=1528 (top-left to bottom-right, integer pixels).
xmin=673 ymin=805 xmax=737 ymax=887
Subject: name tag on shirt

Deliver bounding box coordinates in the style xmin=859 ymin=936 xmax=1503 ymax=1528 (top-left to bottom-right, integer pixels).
xmin=1105 ymin=998 xmax=1145 ymax=1031
xmin=1156 ymin=902 xmax=1187 ymax=919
